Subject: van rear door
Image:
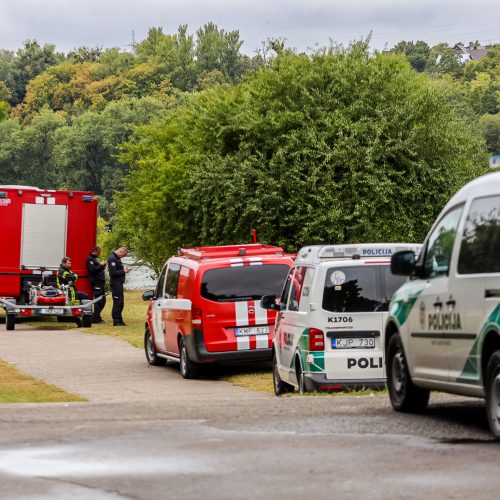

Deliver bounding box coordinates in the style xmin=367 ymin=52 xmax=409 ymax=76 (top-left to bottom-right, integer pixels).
xmin=322 ymin=264 xmax=404 ymax=380
xmin=199 ymin=262 xmax=290 ymax=353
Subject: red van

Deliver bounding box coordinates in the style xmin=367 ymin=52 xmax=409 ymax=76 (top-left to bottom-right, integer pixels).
xmin=142 ymin=244 xmax=293 ymax=378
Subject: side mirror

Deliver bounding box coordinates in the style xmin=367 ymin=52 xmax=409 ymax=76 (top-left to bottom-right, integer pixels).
xmin=391 ymin=251 xmax=416 ymax=276
xmin=261 ymin=294 xmax=279 ymax=310
xmin=142 ymin=290 xmax=155 ymax=301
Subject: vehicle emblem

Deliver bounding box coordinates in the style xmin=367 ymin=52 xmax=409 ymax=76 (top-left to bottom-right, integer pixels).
xmin=248 ymin=307 xmax=255 ymax=315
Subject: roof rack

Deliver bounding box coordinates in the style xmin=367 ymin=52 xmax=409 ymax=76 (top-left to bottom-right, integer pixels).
xmin=177 ymin=243 xmax=285 ymax=260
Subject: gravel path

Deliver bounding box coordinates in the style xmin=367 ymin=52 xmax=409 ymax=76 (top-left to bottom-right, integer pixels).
xmin=0 ymin=325 xmax=266 ymax=403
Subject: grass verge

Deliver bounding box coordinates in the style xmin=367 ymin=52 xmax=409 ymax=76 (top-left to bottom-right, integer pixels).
xmin=0 ymin=359 xmax=86 ymax=403
xmin=223 ymin=370 xmax=387 ymax=396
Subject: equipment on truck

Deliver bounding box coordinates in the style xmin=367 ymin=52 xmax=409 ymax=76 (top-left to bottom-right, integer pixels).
xmin=0 ymin=185 xmax=101 ymax=331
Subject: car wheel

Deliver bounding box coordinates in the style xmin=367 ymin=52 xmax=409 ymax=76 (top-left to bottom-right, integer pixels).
xmin=82 ymin=315 xmax=92 ymax=328
xmin=387 ymin=333 xmax=429 ymax=412
xmin=144 ymin=327 xmax=166 ymax=366
xmin=296 ymin=359 xmax=307 ymax=395
xmin=74 ymin=318 xmax=83 ymax=328
xmin=273 ymin=352 xmax=294 ymax=396
xmin=179 ymin=337 xmax=198 ymax=379
xmin=485 ymin=351 xmax=500 ymax=439
xmin=6 ymin=314 xmax=15 ymax=331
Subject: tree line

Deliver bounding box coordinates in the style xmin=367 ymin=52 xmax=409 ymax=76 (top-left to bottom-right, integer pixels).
xmin=0 ymin=26 xmax=498 ymax=269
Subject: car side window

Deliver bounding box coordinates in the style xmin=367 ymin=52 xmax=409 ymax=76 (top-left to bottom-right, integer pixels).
xmin=298 ymin=267 xmax=315 ymax=312
xmin=165 ymin=263 xmax=180 ymax=299
xmin=422 ymin=205 xmax=464 ymax=279
xmin=280 ymin=269 xmax=295 ymax=310
xmin=458 ymin=195 xmax=500 ymax=274
xmin=288 ymin=266 xmax=307 ymax=312
xmin=155 ymin=265 xmax=167 ymax=299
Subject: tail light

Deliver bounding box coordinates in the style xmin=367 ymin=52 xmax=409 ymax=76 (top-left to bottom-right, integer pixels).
xmin=71 ymin=309 xmax=83 ymax=317
xmin=192 ymin=306 xmax=202 ymax=327
xmin=20 ymin=309 xmax=32 ymax=317
xmin=308 ymin=328 xmax=324 ymax=351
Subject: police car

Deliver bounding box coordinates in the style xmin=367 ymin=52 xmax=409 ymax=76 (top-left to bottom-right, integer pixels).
xmin=260 ymin=243 xmax=421 ymax=395
xmin=386 ymin=171 xmax=500 ymax=438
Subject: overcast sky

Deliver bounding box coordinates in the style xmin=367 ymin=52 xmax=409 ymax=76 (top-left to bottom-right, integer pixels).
xmin=0 ymin=0 xmax=498 ymax=55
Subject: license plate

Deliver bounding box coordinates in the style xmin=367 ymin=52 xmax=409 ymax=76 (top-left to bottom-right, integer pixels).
xmin=332 ymin=337 xmax=375 ymax=349
xmin=235 ymin=326 xmax=270 ymax=336
xmin=39 ymin=308 xmax=65 ymax=315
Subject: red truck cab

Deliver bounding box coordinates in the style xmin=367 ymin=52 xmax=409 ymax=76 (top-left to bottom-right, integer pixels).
xmin=143 ymin=244 xmax=293 ymax=378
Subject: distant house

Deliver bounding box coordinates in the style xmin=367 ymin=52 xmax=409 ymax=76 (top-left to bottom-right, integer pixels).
xmin=454 ymin=43 xmax=488 ymax=63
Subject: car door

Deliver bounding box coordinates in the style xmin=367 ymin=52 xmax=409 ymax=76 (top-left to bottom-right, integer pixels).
xmin=407 ymin=204 xmax=464 ymax=382
xmin=274 ymin=268 xmax=295 ymax=382
xmin=152 ymin=265 xmax=168 ymax=352
xmin=162 ymin=263 xmax=188 ymax=355
xmin=449 ymin=195 xmax=500 ymax=386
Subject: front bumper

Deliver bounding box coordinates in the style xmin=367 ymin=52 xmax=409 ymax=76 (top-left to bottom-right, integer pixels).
xmin=184 ymin=329 xmax=272 ymax=364
xmin=303 ymin=373 xmax=386 ymax=392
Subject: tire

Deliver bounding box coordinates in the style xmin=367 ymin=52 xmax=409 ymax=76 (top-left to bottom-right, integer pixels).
xmin=179 ymin=336 xmax=198 ymax=379
xmin=296 ymin=358 xmax=307 ymax=395
xmin=387 ymin=333 xmax=429 ymax=412
xmin=273 ymin=352 xmax=294 ymax=396
xmin=74 ymin=318 xmax=83 ymax=327
xmin=485 ymin=351 xmax=500 ymax=439
xmin=144 ymin=327 xmax=166 ymax=366
xmin=82 ymin=315 xmax=92 ymax=328
xmin=6 ymin=315 xmax=15 ymax=331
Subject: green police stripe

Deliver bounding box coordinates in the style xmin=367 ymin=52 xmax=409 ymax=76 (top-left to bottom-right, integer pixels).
xmin=290 ymin=328 xmax=325 ymax=374
xmin=457 ymin=305 xmax=500 ymax=385
xmin=389 ymin=284 xmax=426 ymax=328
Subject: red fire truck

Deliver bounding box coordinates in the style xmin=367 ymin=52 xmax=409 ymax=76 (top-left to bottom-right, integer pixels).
xmin=0 ymin=185 xmax=100 ymax=330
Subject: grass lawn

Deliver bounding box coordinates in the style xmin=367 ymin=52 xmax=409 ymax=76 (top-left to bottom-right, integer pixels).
xmin=0 ymin=359 xmax=86 ymax=403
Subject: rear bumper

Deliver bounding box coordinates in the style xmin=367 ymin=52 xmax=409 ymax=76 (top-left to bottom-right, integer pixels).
xmin=304 ymin=373 xmax=386 ymax=392
xmin=185 ymin=329 xmax=272 ymax=364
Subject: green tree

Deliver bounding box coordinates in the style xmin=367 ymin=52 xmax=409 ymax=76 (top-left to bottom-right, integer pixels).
xmin=53 ymin=96 xmax=171 ymax=217
xmin=11 ymin=40 xmax=64 ymax=104
xmin=479 ymin=114 xmax=500 ymax=154
xmin=391 ymin=40 xmax=430 ymax=72
xmin=116 ymin=45 xmax=488 ymax=269
xmin=426 ymin=43 xmax=463 ymax=77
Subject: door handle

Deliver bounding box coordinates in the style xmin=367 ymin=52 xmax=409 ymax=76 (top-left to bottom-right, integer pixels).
xmin=433 ymin=300 xmax=443 ymax=308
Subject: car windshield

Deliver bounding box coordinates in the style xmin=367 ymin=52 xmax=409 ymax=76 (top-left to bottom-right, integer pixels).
xmin=322 ymin=265 xmax=406 ymax=313
xmin=201 ymin=264 xmax=289 ymax=303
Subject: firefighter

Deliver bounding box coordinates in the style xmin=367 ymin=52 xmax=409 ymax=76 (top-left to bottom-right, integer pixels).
xmin=86 ymin=246 xmax=107 ymax=324
xmin=57 ymin=257 xmax=88 ymax=303
xmin=108 ymin=247 xmax=131 ymax=326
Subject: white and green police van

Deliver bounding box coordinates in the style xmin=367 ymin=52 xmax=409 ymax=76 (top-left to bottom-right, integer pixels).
xmin=386 ymin=171 xmax=500 ymax=438
xmin=260 ymin=243 xmax=421 ymax=395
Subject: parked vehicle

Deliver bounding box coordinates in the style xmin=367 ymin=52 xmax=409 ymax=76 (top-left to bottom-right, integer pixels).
xmin=142 ymin=244 xmax=293 ymax=378
xmin=386 ymin=171 xmax=500 ymax=438
xmin=261 ymin=243 xmax=421 ymax=395
xmin=0 ymin=185 xmax=98 ymax=330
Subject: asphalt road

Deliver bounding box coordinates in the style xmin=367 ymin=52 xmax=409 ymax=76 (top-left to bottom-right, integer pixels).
xmin=0 ymin=326 xmax=499 ymax=500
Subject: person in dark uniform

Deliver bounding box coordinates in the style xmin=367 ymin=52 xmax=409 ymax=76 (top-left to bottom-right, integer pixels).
xmin=108 ymin=247 xmax=130 ymax=326
xmin=57 ymin=257 xmax=88 ymax=303
xmin=86 ymin=246 xmax=107 ymax=324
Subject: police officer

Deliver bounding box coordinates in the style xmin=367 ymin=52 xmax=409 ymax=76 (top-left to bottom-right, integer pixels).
xmin=57 ymin=257 xmax=88 ymax=303
xmin=108 ymin=247 xmax=130 ymax=326
xmin=86 ymin=246 xmax=107 ymax=324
